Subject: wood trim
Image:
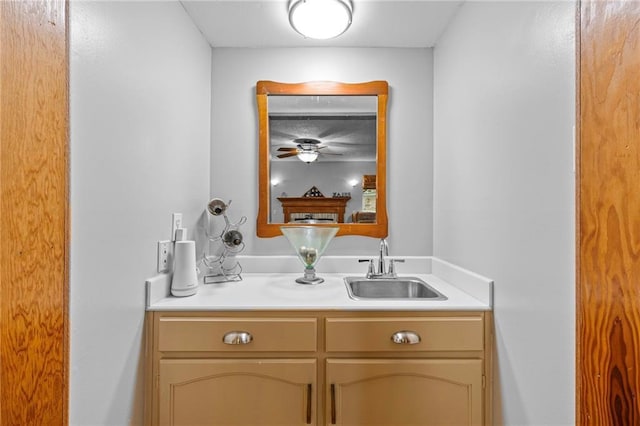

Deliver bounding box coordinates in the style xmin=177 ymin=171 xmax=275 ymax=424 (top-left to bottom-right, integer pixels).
xmin=484 ymin=311 xmax=493 ymax=426
xmin=577 ymin=1 xmax=640 ymax=423
xmin=0 ymin=0 xmax=69 ymax=424
xmin=575 ymin=2 xmax=583 ymax=423
xmin=256 ymin=80 xmax=389 ymax=238
xmin=256 ymin=80 xmax=389 ymax=96
xmin=143 ymin=311 xmax=155 ymax=426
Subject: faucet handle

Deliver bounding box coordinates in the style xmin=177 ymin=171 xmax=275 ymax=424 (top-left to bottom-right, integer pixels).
xmin=358 ymin=259 xmax=376 ymax=277
xmin=388 ymin=259 xmax=405 ymax=276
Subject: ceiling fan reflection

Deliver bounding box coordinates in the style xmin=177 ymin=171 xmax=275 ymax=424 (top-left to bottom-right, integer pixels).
xmin=276 ymin=138 xmax=342 ymax=163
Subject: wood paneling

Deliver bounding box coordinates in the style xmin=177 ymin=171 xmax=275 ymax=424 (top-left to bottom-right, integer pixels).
xmin=0 ymin=0 xmax=69 ymax=424
xmin=578 ymin=1 xmax=640 ymax=424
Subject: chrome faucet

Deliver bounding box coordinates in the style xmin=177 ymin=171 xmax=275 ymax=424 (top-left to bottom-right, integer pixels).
xmin=378 ymin=238 xmax=389 ymax=276
xmin=359 ymin=238 xmax=404 ymax=278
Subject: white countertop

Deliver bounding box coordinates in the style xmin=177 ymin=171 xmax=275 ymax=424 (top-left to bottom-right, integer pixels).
xmin=146 ymin=256 xmax=493 ymax=311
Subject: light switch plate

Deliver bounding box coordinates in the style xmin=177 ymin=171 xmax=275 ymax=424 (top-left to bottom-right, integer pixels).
xmin=171 ymin=213 xmax=183 ymax=241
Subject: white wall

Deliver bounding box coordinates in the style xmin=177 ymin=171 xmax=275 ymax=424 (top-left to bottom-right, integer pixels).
xmin=433 ymin=2 xmax=575 ymax=425
xmin=69 ymin=2 xmax=576 ymax=424
xmin=70 ymin=2 xmax=211 ymax=424
xmin=210 ymin=48 xmax=434 ymax=257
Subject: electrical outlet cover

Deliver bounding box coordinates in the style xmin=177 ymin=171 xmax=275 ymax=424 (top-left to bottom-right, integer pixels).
xmin=157 ymin=240 xmax=171 ymax=273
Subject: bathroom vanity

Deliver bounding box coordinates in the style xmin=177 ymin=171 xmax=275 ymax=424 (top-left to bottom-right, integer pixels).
xmin=143 ymin=257 xmax=493 ymax=425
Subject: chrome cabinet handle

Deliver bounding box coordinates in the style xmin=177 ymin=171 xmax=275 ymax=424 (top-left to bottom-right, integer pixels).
xmin=222 ymin=331 xmax=253 ymax=345
xmin=391 ymin=330 xmax=421 ymax=345
xmin=330 ymin=384 xmax=337 ymax=424
xmin=306 ymin=383 xmax=312 ymax=424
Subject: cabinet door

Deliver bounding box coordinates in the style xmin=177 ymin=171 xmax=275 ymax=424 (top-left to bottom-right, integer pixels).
xmin=159 ymin=359 xmax=316 ymax=426
xmin=326 ymin=359 xmax=483 ymax=426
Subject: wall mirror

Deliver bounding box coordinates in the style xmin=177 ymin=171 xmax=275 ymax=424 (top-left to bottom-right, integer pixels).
xmin=256 ymin=80 xmax=388 ymax=238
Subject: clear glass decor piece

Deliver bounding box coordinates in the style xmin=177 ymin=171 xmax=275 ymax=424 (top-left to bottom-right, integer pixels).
xmin=281 ymin=226 xmax=339 ymax=284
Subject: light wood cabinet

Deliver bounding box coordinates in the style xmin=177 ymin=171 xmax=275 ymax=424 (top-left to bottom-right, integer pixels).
xmin=157 ymin=317 xmax=317 ymax=352
xmin=145 ymin=311 xmax=492 ymax=426
xmin=159 ymin=359 xmax=316 ymax=425
xmin=325 ymin=316 xmax=484 ymax=352
xmin=326 ymin=359 xmax=482 ymax=426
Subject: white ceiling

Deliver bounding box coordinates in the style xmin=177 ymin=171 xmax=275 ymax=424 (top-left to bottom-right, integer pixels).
xmin=181 ymin=1 xmax=464 ymax=48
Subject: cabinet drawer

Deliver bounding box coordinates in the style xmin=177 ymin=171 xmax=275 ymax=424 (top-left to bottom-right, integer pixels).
xmin=325 ymin=316 xmax=484 ymax=352
xmin=158 ymin=317 xmax=317 ymax=352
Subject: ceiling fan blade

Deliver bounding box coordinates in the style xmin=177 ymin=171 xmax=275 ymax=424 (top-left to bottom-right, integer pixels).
xmin=277 ymin=152 xmax=298 ymax=159
xmin=277 ymin=147 xmax=298 ymax=152
xmin=319 ymin=151 xmax=343 ymax=156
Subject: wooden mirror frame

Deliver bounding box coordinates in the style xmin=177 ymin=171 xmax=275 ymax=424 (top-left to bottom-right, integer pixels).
xmin=256 ymin=80 xmax=389 ymax=238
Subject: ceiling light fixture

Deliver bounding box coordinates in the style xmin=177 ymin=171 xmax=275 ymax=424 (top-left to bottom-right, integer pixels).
xmin=297 ymin=150 xmax=319 ymax=163
xmin=288 ymin=0 xmax=353 ymax=40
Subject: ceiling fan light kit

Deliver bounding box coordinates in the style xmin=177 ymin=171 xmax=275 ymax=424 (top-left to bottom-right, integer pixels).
xmin=276 ymin=138 xmax=342 ymax=163
xmin=288 ymin=0 xmax=353 ymax=40
xmin=297 ymin=150 xmax=319 ymax=163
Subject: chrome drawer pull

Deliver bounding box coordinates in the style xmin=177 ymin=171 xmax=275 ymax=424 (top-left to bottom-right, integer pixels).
xmin=222 ymin=331 xmax=253 ymax=345
xmin=391 ymin=330 xmax=421 ymax=345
